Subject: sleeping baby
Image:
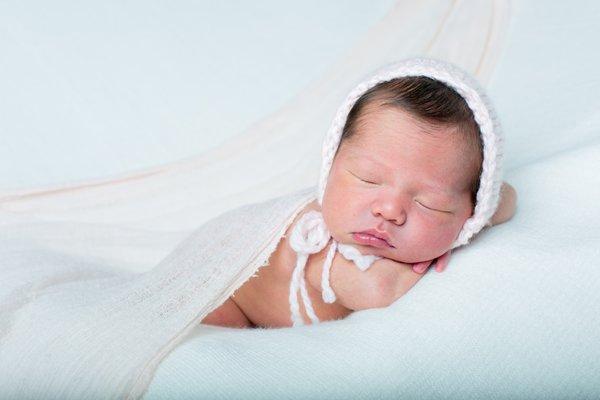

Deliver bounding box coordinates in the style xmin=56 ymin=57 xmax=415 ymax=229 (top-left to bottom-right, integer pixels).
xmin=201 ymin=58 xmax=517 ymax=329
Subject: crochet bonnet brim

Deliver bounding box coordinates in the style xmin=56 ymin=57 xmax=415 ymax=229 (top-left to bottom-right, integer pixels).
xmin=316 ymin=57 xmax=504 ymax=249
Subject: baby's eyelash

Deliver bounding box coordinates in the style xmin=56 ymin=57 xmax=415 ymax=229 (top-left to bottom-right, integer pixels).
xmin=416 ymin=200 xmax=451 ymax=214
xmin=348 ymin=170 xmax=377 ymax=185
xmin=348 ymin=169 xmax=451 ymax=214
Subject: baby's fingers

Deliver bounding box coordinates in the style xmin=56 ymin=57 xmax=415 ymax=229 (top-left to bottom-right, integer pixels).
xmin=434 ymin=250 xmax=452 ymax=273
xmin=412 ymin=260 xmax=432 ymax=274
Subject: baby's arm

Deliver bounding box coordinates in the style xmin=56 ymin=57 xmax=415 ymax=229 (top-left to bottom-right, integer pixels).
xmin=304 ymin=246 xmax=422 ymax=311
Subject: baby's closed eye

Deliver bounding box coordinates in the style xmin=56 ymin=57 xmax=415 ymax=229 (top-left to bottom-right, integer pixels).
xmin=346 ymin=168 xmax=452 ymax=214
xmin=347 ymin=169 xmax=378 ymax=185
xmin=415 ymin=200 xmax=452 ymax=214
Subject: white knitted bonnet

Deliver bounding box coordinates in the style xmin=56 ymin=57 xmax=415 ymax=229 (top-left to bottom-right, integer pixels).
xmin=316 ymin=57 xmax=504 ymax=249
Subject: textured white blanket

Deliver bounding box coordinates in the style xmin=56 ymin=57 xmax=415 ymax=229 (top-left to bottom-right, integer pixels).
xmin=0 ymin=187 xmax=315 ymax=399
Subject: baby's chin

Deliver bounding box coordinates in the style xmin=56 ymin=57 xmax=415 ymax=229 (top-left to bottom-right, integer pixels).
xmin=368 ymin=246 xmax=415 ymax=264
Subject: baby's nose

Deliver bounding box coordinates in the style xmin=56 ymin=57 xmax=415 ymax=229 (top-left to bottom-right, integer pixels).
xmin=372 ymin=195 xmax=407 ymax=226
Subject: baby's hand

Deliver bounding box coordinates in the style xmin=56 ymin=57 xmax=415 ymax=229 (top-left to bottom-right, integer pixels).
xmin=411 ymin=249 xmax=452 ymax=274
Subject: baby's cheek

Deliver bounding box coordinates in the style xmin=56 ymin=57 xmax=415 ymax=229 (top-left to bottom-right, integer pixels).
xmin=322 ymin=187 xmax=352 ymax=232
xmin=323 ymin=209 xmax=347 ymax=243
xmin=321 ymin=202 xmax=338 ymax=235
xmin=422 ymin=225 xmax=457 ymax=254
xmin=401 ymin=223 xmax=449 ymax=260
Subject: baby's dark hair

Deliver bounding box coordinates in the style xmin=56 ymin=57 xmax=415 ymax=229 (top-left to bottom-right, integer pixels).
xmin=337 ymin=76 xmax=484 ymax=208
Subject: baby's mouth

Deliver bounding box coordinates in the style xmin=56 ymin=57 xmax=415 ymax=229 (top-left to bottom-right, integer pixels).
xmin=352 ymin=232 xmax=395 ymax=249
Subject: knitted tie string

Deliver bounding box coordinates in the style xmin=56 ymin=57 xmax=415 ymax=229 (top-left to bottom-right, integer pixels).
xmin=288 ymin=210 xmax=330 ymax=326
xmin=288 ymin=210 xmax=383 ymax=324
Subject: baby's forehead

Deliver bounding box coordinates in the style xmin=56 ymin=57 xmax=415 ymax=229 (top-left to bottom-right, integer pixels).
xmin=341 ymin=101 xmax=480 ymax=176
xmin=350 ymin=114 xmax=466 ymax=156
xmin=341 ymin=140 xmax=478 ymax=194
xmin=374 ymin=101 xmax=458 ymax=128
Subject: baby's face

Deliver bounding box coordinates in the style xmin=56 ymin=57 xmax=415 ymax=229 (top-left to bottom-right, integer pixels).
xmin=321 ymin=106 xmax=476 ymax=263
